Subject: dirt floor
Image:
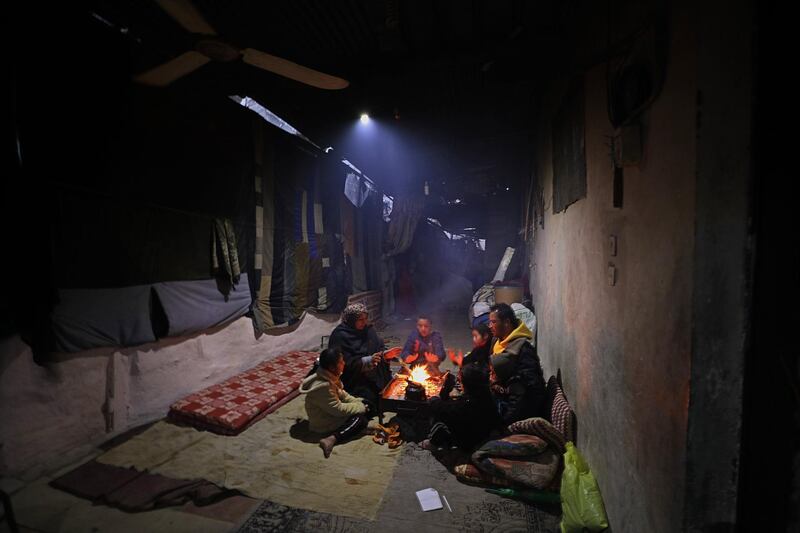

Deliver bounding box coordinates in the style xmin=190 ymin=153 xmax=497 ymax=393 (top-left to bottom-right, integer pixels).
xmin=2 ymin=307 xmax=562 ymax=533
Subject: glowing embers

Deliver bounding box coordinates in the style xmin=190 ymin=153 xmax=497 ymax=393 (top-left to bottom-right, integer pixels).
xmin=382 ymin=365 xmax=443 ymax=402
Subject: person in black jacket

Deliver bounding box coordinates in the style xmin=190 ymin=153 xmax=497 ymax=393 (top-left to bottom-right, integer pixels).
xmin=421 ymin=364 xmax=503 ymax=451
xmin=462 ymin=323 xmax=492 ymax=367
xmin=327 ymin=303 xmax=398 ymax=411
xmin=488 ymin=303 xmax=546 ymax=424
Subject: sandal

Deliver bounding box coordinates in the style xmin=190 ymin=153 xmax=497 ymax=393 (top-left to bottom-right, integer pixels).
xmin=373 ymin=430 xmax=387 ymax=445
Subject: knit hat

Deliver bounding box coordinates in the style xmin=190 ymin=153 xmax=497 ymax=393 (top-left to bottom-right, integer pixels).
xmin=342 ymin=302 xmax=368 ymax=327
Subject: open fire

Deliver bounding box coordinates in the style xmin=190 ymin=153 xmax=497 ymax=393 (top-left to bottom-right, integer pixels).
xmin=382 ymin=364 xmax=444 ymax=401
xmin=409 ymin=364 xmax=431 ymax=384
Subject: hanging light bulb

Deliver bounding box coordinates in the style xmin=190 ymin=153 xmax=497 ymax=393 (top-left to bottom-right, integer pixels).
xmin=424 ymin=181 xmax=430 ymax=196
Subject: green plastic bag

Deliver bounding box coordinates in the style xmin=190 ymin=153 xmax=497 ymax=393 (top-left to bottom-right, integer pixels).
xmin=560 ymin=442 xmax=609 ymax=532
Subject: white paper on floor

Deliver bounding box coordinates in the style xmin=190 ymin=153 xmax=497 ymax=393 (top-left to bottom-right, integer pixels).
xmin=416 ymin=488 xmax=443 ymax=512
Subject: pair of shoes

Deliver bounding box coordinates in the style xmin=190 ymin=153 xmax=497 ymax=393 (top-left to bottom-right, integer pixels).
xmin=373 ymin=423 xmax=403 ymax=447
xmin=372 ymin=424 xmax=389 ymax=445
xmin=388 ymin=431 xmax=403 ymax=449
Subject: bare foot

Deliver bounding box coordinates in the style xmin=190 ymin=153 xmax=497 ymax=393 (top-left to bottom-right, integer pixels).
xmin=319 ymin=435 xmax=337 ymax=458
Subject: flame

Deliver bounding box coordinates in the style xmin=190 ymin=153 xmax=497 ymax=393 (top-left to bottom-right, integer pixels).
xmin=408 ymin=364 xmax=431 ymax=384
xmin=385 ymin=364 xmax=443 ymax=401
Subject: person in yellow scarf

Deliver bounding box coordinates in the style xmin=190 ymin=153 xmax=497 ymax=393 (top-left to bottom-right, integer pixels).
xmin=487 ymin=303 xmax=546 ymax=424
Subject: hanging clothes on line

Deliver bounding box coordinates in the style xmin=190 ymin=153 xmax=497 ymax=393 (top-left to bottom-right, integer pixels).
xmin=385 ymin=195 xmax=425 ymax=256
xmin=344 ymin=172 xmax=371 ymax=207
xmin=212 ymin=218 xmax=241 ymax=286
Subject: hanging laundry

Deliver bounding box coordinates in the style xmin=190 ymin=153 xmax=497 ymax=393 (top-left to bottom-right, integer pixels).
xmin=385 ymin=195 xmax=425 ymax=256
xmin=344 ymin=172 xmax=370 ymax=207
xmin=212 ymin=218 xmax=241 ymax=286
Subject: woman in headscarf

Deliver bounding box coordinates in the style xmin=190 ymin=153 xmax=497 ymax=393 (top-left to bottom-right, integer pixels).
xmin=327 ymin=303 xmax=397 ymax=411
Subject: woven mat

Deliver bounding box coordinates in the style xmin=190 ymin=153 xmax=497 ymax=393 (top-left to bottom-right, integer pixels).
xmin=98 ymin=397 xmax=401 ymax=520
xmin=236 ymin=444 xmax=561 ymax=532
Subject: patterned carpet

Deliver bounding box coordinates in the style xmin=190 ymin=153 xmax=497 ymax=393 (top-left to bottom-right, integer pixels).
xmin=237 ymin=443 xmax=561 ymax=533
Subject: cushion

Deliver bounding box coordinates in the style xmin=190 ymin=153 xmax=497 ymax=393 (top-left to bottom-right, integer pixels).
xmin=473 ymin=434 xmax=548 ymax=459
xmin=508 ymin=417 xmax=567 ymax=453
xmin=543 ymin=375 xmax=559 ymax=423
xmin=473 ymin=448 xmax=561 ymax=491
xmin=153 ymin=274 xmax=251 ymax=337
xmin=454 ymin=464 xmax=513 ymax=487
xmin=169 ymin=350 xmax=318 ymax=435
xmin=551 ymin=385 xmax=575 ymax=443
xmin=471 ymin=435 xmax=561 ymax=490
xmin=52 ymin=285 xmax=156 ymax=352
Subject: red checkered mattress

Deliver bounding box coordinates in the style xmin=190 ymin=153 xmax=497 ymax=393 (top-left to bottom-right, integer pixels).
xmin=168 ymin=350 xmax=318 ymax=435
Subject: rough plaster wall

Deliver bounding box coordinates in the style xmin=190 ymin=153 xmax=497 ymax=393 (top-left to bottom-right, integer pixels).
xmin=683 ymin=0 xmax=754 ymax=529
xmin=0 ymin=336 xmax=108 ymax=480
xmin=529 ymin=8 xmax=695 ymax=532
xmin=0 ymin=314 xmax=337 ymax=480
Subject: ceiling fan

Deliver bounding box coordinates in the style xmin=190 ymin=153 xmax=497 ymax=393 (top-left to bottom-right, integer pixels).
xmin=133 ymin=0 xmax=349 ymax=90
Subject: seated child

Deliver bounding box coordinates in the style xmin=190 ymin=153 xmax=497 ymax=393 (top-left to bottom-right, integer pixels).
xmin=422 ymin=364 xmax=503 ymax=451
xmin=300 ymin=348 xmax=370 ymax=458
xmin=454 ymin=323 xmax=492 ymax=368
xmin=400 ymin=316 xmax=446 ymax=372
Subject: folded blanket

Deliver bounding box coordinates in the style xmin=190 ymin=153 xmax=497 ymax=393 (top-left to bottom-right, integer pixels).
xmin=454 ymin=463 xmax=513 ymax=487
xmin=50 ymin=460 xmax=235 ymax=512
xmin=508 ymin=417 xmax=567 ymax=453
xmin=471 ymin=434 xmax=560 ymax=490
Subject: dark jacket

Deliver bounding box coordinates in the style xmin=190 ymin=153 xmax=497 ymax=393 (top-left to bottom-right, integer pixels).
xmin=490 ymin=327 xmax=546 ymax=425
xmin=328 ymin=323 xmax=389 ymax=405
xmin=462 ymin=341 xmax=492 ymax=367
xmin=429 ymin=391 xmax=503 ymax=450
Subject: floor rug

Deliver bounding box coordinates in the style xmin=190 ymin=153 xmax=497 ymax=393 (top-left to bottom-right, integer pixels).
xmin=98 ymin=397 xmax=401 ymax=520
xmin=237 ymin=443 xmax=561 ymax=532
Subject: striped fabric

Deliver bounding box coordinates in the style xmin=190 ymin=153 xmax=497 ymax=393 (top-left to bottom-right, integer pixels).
xmin=550 ymin=384 xmax=575 ymax=443
xmin=252 ymin=126 xmax=329 ymax=330
xmin=507 ymin=417 xmax=567 ymax=453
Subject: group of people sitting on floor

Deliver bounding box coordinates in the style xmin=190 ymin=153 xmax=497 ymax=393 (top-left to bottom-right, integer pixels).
xmin=299 ymin=301 xmax=545 ymax=458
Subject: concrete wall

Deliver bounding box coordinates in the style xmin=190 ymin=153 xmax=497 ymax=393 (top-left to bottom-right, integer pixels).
xmin=683 ymin=0 xmax=754 ymax=530
xmin=529 ymin=6 xmax=696 ymax=532
xmin=0 ymin=313 xmax=337 ymax=480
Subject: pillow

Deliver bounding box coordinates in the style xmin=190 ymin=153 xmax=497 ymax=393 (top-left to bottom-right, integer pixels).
xmin=543 ymin=375 xmax=559 ymax=423
xmin=508 ymin=417 xmax=566 ymax=453
xmin=473 ymin=434 xmax=548 ymax=459
xmin=551 ymin=385 xmax=575 ymax=443
xmin=454 ymin=464 xmax=512 ymax=487
xmin=52 ymin=285 xmax=156 ymax=352
xmin=474 ymin=448 xmax=561 ymax=490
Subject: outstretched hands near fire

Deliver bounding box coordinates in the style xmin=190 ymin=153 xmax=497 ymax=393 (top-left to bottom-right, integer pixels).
xmin=423 ymin=351 xmax=439 ymax=364
xmin=448 ymin=348 xmax=464 ymax=367
xmin=382 ymin=347 xmax=402 ymax=361
xmin=405 ymin=352 xmax=419 ymax=363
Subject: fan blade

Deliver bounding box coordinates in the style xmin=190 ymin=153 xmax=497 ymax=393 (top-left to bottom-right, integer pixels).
xmin=134 ymin=51 xmax=210 ymax=86
xmin=241 ymin=49 xmax=349 ymax=90
xmin=154 ymin=0 xmax=216 ymax=35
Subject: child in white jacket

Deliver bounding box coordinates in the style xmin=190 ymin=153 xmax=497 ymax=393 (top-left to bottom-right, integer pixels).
xmin=300 ymin=348 xmax=370 ymax=458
